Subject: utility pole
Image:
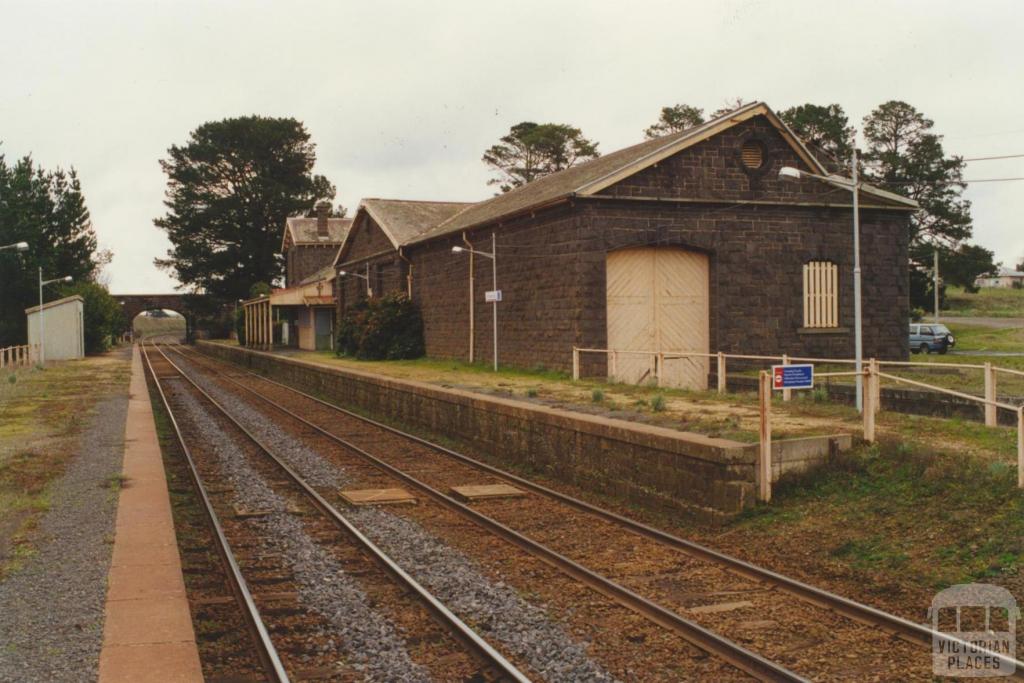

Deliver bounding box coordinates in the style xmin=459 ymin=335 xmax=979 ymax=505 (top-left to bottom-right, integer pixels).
xmin=851 ymin=147 xmax=863 ymax=414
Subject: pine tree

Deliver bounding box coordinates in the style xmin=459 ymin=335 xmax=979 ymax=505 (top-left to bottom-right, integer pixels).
xmin=778 ymin=103 xmax=854 ymax=167
xmin=482 ymin=122 xmax=599 ymax=193
xmin=0 ymin=152 xmax=103 ymax=346
xmin=644 ymin=104 xmax=705 ymax=138
xmin=862 ymin=101 xmax=989 ymax=308
xmin=154 ymin=116 xmax=335 ymax=301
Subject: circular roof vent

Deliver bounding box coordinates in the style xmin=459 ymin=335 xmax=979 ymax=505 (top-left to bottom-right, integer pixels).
xmin=741 ymin=140 xmax=765 ymax=170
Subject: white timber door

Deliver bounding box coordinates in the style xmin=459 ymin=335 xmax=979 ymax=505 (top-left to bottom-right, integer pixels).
xmin=606 ymin=247 xmax=709 ymax=390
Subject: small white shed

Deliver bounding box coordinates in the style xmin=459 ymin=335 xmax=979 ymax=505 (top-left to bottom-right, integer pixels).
xmin=25 ymin=295 xmax=85 ymax=361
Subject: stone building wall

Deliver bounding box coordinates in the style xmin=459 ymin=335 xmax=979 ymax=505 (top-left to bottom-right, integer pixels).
xmin=286 ymin=244 xmax=338 ymax=287
xmin=340 ymin=115 xmax=911 ymax=372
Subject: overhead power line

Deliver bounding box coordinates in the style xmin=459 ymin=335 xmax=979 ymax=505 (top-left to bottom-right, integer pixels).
xmin=962 ymin=153 xmax=1024 ymax=162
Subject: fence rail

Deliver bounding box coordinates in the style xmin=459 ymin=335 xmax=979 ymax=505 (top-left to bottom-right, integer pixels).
xmin=573 ymin=346 xmax=1024 ymax=491
xmin=0 ymin=344 xmax=38 ymax=369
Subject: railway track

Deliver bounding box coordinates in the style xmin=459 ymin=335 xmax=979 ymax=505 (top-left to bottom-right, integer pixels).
xmin=142 ymin=343 xmax=529 ymax=682
xmin=154 ymin=343 xmax=801 ymax=681
xmin=173 ymin=342 xmax=1024 ymax=681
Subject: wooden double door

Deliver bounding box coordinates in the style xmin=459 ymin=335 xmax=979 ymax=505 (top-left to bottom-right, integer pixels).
xmin=606 ymin=247 xmax=710 ymax=390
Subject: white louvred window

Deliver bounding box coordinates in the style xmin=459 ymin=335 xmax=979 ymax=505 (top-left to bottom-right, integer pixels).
xmin=802 ymin=261 xmax=839 ymax=328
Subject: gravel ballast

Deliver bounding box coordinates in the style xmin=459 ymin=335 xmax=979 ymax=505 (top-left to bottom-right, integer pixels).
xmin=0 ymin=390 xmax=129 ymax=683
xmin=172 ymin=388 xmax=429 ymax=682
xmin=175 ymin=352 xmax=616 ymax=682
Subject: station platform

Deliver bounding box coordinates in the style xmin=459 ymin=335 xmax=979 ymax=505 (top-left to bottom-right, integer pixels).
xmin=98 ymin=346 xmax=202 ymax=682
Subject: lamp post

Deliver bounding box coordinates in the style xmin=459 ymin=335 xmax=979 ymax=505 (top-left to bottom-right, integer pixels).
xmin=38 ymin=268 xmax=73 ymax=365
xmin=338 ymin=265 xmax=371 ymax=297
xmin=779 ymin=148 xmax=865 ymax=412
xmin=453 ymin=233 xmax=498 ymax=371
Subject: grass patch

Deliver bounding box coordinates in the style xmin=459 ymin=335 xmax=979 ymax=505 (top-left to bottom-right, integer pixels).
xmin=0 ymin=352 xmax=130 ymax=576
xmin=726 ymin=438 xmax=1024 ymax=591
xmin=944 ymin=285 xmax=1024 ymax=318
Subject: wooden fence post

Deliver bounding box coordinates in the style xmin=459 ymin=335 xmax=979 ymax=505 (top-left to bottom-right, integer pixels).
xmin=782 ymin=354 xmax=791 ymax=402
xmin=871 ymin=358 xmax=881 ymax=415
xmin=759 ymin=370 xmax=772 ymax=503
xmin=656 ymin=352 xmax=664 ymax=387
xmin=717 ymin=352 xmax=726 ymax=394
xmin=610 ymin=351 xmax=618 ymax=381
xmin=572 ymin=347 xmax=579 ymax=381
xmin=985 ymin=362 xmax=997 ymax=427
xmin=1018 ymin=406 xmax=1023 ymax=490
xmin=863 ymin=368 xmax=876 ymax=443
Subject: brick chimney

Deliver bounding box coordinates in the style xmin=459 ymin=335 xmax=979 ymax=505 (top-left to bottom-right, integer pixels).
xmin=315 ymin=201 xmax=331 ymax=238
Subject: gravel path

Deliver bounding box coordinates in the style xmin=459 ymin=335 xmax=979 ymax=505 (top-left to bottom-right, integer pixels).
xmin=0 ymin=389 xmax=129 ymax=682
xmin=175 ymin=352 xmax=616 ymax=682
xmin=173 ymin=387 xmax=430 ymax=682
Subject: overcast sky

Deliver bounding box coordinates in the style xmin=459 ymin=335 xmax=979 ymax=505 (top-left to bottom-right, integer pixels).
xmin=2 ymin=0 xmax=1022 ymax=293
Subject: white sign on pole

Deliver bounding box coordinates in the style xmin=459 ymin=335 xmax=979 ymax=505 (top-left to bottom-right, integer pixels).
xmin=485 ymin=290 xmax=502 ymax=303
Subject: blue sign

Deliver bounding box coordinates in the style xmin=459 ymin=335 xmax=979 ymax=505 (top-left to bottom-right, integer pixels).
xmin=772 ymin=364 xmax=814 ymax=390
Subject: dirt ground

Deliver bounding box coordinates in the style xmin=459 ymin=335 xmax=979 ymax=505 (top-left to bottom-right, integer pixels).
xmin=0 ymin=349 xmax=131 ymax=574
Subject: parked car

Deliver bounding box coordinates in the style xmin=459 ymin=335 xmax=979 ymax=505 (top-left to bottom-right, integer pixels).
xmin=909 ymin=323 xmax=956 ymax=354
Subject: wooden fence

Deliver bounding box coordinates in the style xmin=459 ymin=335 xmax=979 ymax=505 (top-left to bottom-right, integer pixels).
xmin=573 ymin=346 xmax=1024 ymax=491
xmin=0 ymin=344 xmax=38 ymax=369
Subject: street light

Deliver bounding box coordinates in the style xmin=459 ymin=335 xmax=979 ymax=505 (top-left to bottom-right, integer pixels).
xmin=779 ymin=147 xmax=864 ymax=412
xmin=338 ymin=265 xmax=372 ymax=297
xmin=38 ymin=268 xmax=73 ymax=365
xmin=0 ymin=242 xmax=29 ymax=252
xmin=452 ymin=234 xmax=499 ymax=371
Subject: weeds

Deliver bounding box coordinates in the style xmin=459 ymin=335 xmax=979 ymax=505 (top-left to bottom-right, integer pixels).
xmin=650 ymin=395 xmax=666 ymax=412
xmin=591 ymin=388 xmax=604 ymax=403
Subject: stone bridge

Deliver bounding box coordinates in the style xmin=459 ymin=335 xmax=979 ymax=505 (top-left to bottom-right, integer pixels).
xmin=114 ymin=293 xmax=215 ymax=340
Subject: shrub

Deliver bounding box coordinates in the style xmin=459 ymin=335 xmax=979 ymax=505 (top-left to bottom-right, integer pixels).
xmin=234 ymin=306 xmax=246 ymax=345
xmin=336 ymin=294 xmax=425 ymax=360
xmin=650 ymin=394 xmax=667 ymax=412
xmin=591 ymin=388 xmax=604 ymax=402
xmin=526 ymin=388 xmax=538 ymax=398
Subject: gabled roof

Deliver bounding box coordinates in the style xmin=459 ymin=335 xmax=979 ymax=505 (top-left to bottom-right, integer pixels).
xmin=298 ymin=264 xmax=336 ymax=286
xmin=334 ymin=199 xmax=471 ymax=265
xmin=281 ymin=216 xmax=353 ymax=252
xmin=407 ymin=101 xmax=916 ymax=246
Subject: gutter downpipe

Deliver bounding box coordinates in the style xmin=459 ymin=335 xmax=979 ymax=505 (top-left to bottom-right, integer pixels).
xmin=399 ymin=247 xmax=413 ymax=298
xmin=463 ymin=232 xmax=475 ymax=364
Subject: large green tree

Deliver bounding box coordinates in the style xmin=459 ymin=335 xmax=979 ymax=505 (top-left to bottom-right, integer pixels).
xmin=861 ymin=101 xmax=988 ymax=308
xmin=0 ymin=151 xmax=105 ymax=347
xmin=154 ymin=116 xmax=335 ymax=301
xmin=778 ymin=103 xmax=854 ymax=166
xmin=644 ymin=104 xmax=705 ymax=138
xmin=482 ymin=122 xmax=599 ymax=193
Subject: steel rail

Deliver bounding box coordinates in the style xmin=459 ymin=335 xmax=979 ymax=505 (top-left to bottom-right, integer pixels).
xmin=182 ymin=344 xmax=1024 ymax=678
xmin=152 ymin=344 xmax=531 ymax=683
xmin=171 ymin=345 xmax=808 ymax=683
xmin=140 ymin=343 xmax=290 ymax=683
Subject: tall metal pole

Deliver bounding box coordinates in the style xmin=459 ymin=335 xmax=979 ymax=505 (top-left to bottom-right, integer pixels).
xmin=491 ymin=232 xmax=498 ymax=372
xmin=852 ymin=148 xmax=863 ymax=414
xmin=38 ymin=267 xmax=45 ymax=365
xmin=934 ymin=249 xmax=940 ymax=323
